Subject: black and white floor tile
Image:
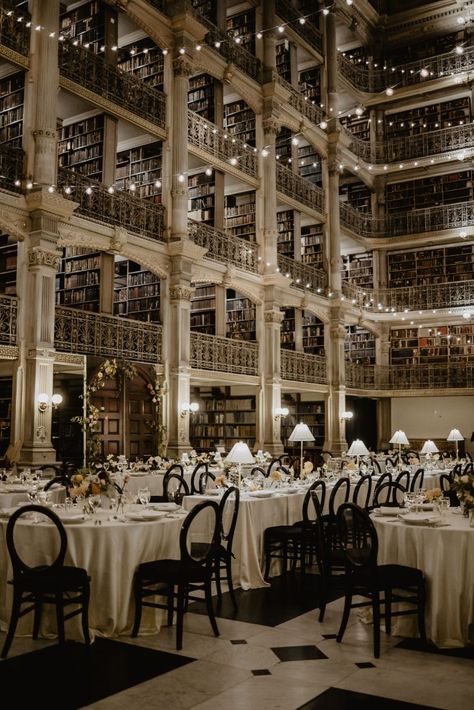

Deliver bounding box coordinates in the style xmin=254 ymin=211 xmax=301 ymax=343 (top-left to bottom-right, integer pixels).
xmin=0 ymin=574 xmax=471 ymax=710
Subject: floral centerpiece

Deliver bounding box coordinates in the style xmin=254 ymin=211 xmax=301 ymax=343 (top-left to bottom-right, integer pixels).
xmin=424 ymin=487 xmax=442 ymax=502
xmin=452 ymin=471 xmax=474 ymax=515
xmin=69 ymin=467 xmax=116 ymax=499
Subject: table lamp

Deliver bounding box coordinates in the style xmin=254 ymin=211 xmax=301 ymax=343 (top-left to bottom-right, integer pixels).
xmin=347 ymin=439 xmax=369 ymax=469
xmin=225 ymin=441 xmax=255 ymax=488
xmin=420 ymin=440 xmax=439 ymax=456
xmin=389 ymin=430 xmax=410 ymax=466
xmin=288 ymin=422 xmax=315 ymax=474
xmin=447 ymin=428 xmax=464 ymax=460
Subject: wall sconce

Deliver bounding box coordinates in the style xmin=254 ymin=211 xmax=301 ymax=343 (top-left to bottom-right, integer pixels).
xmin=180 ymin=402 xmax=199 ymax=418
xmin=274 ymin=406 xmax=289 ymax=420
xmin=340 ymin=411 xmax=354 ymax=422
xmin=37 ymin=393 xmax=63 ymax=413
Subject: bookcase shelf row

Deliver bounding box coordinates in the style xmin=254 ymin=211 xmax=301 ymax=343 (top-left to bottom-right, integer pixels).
xmin=343 ymin=252 xmax=374 ymax=289
xmin=345 ymin=325 xmax=376 ymax=364
xmin=388 ymin=244 xmax=474 ymax=287
xmin=386 ymin=170 xmax=473 ymax=212
xmin=390 ymin=324 xmax=474 ymax=365
xmin=0 ymin=72 xmax=24 ymax=148
xmin=190 ymin=388 xmax=256 ymax=451
xmin=281 ymin=394 xmax=325 ymax=452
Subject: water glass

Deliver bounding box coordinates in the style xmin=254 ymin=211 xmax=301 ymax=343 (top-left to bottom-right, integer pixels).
xmin=138 ymin=486 xmax=151 ymax=507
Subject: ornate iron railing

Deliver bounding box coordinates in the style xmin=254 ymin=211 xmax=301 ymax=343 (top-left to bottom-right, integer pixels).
xmin=54 ymin=307 xmax=162 ymax=363
xmin=342 ymin=278 xmax=474 ymax=313
xmin=281 ymin=349 xmax=327 ymax=385
xmin=275 ymin=0 xmax=322 ymax=54
xmin=276 ymin=162 xmax=324 ymax=215
xmin=339 ymin=124 xmax=385 ymax=163
xmin=58 ymin=41 xmax=166 ymax=128
xmin=187 ymin=110 xmax=258 ymax=179
xmin=388 ymin=200 xmax=474 ymax=237
xmin=277 ymin=75 xmax=324 ymax=127
xmin=339 ymin=202 xmax=384 ymax=237
xmin=277 ymin=253 xmax=327 ymax=294
xmin=58 ymin=168 xmax=166 ymax=242
xmin=188 ymin=219 xmax=258 ymax=273
xmin=0 ymin=3 xmax=30 ymax=56
xmin=203 ymin=24 xmax=261 ymax=82
xmin=190 ymin=332 xmax=258 ymax=375
xmin=0 ymin=145 xmax=24 ymax=193
xmin=0 ymin=294 xmax=17 ymax=345
xmin=346 ymin=362 xmax=474 ymax=390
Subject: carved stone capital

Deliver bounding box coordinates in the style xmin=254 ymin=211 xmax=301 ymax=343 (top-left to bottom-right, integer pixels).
xmin=111 ymin=226 xmax=128 ymax=253
xmin=262 ymin=117 xmax=280 ymax=136
xmin=172 ymin=56 xmax=194 ymax=77
xmin=28 ymin=247 xmax=61 ymax=270
xmin=264 ymin=310 xmax=284 ymax=325
xmin=169 ymin=285 xmax=194 ymax=301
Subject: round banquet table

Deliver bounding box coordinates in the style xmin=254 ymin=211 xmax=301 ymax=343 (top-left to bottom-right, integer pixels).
xmin=0 ymin=507 xmax=184 ymax=641
xmin=123 ymin=469 xmax=194 ymax=497
xmin=0 ymin=481 xmax=65 ymax=509
xmin=372 ymin=510 xmax=474 ymax=648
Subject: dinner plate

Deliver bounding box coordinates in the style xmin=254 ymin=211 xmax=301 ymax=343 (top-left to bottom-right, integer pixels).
xmin=125 ymin=511 xmax=165 ymax=522
xmin=248 ymin=491 xmax=274 ymax=498
xmin=150 ymin=502 xmax=180 ymax=511
xmin=60 ymin=515 xmax=85 ymax=525
xmin=377 ymin=506 xmax=405 ymax=516
xmin=402 ymin=513 xmax=441 ymax=526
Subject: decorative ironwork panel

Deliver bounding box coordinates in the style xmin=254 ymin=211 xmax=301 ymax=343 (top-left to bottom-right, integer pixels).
xmin=275 ymin=0 xmax=322 ymax=54
xmin=0 ymin=294 xmax=17 ymax=345
xmin=190 ymin=332 xmax=258 ymax=375
xmin=277 ymin=76 xmax=324 ymax=126
xmin=57 ymin=168 xmax=165 ymax=242
xmin=339 ymin=202 xmax=384 ymax=237
xmin=187 ymin=110 xmax=258 ymax=178
xmin=281 ymin=349 xmax=327 ymax=384
xmin=0 ymin=145 xmax=24 ymax=193
xmin=188 ymin=219 xmax=258 ymax=272
xmin=347 ymin=363 xmax=474 ymax=390
xmin=343 ymin=279 xmax=474 ymax=313
xmin=276 ymin=162 xmax=324 ymax=215
xmin=386 ymin=123 xmax=474 ymax=163
xmin=0 ymin=4 xmax=30 ymax=56
xmin=58 ymin=41 xmax=166 ymax=128
xmin=387 ymin=201 xmax=474 ymax=237
xmin=203 ymin=25 xmax=261 ymax=82
xmin=277 ymin=253 xmax=327 ymax=294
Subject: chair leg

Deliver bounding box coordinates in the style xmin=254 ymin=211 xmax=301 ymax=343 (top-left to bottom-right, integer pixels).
xmin=32 ymin=595 xmax=42 ymax=640
xmin=204 ymin=578 xmax=219 ymax=638
xmin=385 ymin=588 xmax=392 ymax=635
xmin=214 ymin=558 xmax=222 ymax=599
xmin=337 ymin=590 xmax=352 ymax=643
xmin=372 ymin=592 xmax=381 ymax=659
xmin=56 ymin=593 xmax=66 ymax=644
xmin=417 ymin=583 xmax=427 ymax=644
xmin=167 ymin=584 xmax=174 ymax=627
xmin=1 ymin=590 xmax=22 ymax=659
xmin=226 ymin=557 xmax=238 ymax=610
xmin=263 ymin=543 xmax=272 ymax=581
xmin=81 ymin=583 xmax=91 ymax=645
xmin=176 ymin=585 xmax=185 ymax=651
xmin=131 ymin=575 xmax=143 ymax=637
xmin=282 ymin=543 xmax=288 ymax=575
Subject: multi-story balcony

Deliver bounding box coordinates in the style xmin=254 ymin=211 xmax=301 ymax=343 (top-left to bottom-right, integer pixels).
xmin=58 ymin=168 xmax=166 ymax=242
xmin=58 ymin=41 xmax=166 ymax=129
xmin=187 ymin=111 xmax=258 ymax=179
xmin=275 ymin=0 xmax=323 ymax=55
xmin=342 ymin=279 xmax=474 ymax=313
xmin=0 ymin=145 xmax=24 ymax=193
xmin=276 ymin=162 xmax=325 ymax=217
xmin=339 ymin=202 xmax=384 ymax=238
xmin=190 ymin=332 xmax=258 ymax=376
xmin=277 ymin=76 xmax=324 ymax=128
xmin=281 ymin=349 xmax=327 ymax=385
xmin=347 ymin=362 xmax=474 ymax=390
xmin=277 ymin=253 xmax=327 ymax=295
xmin=0 ymin=294 xmax=17 ymax=346
xmin=54 ymin=307 xmax=162 ymax=364
xmin=0 ymin=4 xmax=30 ymax=57
xmin=202 ymin=24 xmax=261 ymax=83
xmin=187 ymin=220 xmax=258 ymax=273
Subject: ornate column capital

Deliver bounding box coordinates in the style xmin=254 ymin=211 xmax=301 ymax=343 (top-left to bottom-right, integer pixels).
xmin=264 ymin=309 xmax=284 ymax=325
xmin=169 ymin=285 xmax=194 ymax=301
xmin=262 ymin=117 xmax=280 ymax=137
xmin=172 ymin=56 xmax=194 ymax=77
xmin=28 ymin=247 xmax=61 ymax=271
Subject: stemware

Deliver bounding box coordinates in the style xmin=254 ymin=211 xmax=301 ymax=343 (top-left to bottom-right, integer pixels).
xmin=138 ymin=486 xmax=151 ymax=507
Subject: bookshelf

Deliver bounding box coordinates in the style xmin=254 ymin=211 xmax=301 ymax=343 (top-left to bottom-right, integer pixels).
xmin=190 ymin=284 xmax=216 ymax=335
xmin=0 ymin=235 xmax=17 ymax=295
xmin=0 ymin=377 xmax=12 ymax=458
xmin=385 ymin=97 xmax=471 ymax=139
xmin=342 ymin=252 xmax=374 ymax=288
xmin=386 ymin=171 xmax=473 ymax=212
xmin=298 ymin=144 xmax=322 ymax=186
xmin=188 ymin=171 xmax=215 ymax=225
xmin=281 ymin=393 xmax=325 ymax=454
xmin=340 ymin=182 xmax=372 ymax=212
xmin=281 ymin=307 xmax=296 ymax=350
xmin=226 ymin=289 xmax=256 ymax=341
xmin=390 ymin=324 xmax=474 ymax=365
xmin=113 ymin=259 xmax=160 ymax=323
xmin=298 ymin=66 xmax=321 ymax=105
xmin=58 ymin=114 xmax=105 ymax=181
xmin=190 ymin=388 xmax=256 ymax=451
xmin=224 ymin=191 xmax=256 ymax=242
xmin=118 ymin=38 xmax=164 ymax=92
xmin=303 ymin=312 xmax=325 ymax=355
xmin=345 ymin=325 xmax=376 ymax=364
xmin=224 ymin=99 xmax=256 ymax=146
xmin=301 ymin=224 xmax=324 ymax=268
xmin=188 ymin=74 xmax=215 ymax=121
xmin=276 ymin=126 xmax=292 ymax=164
xmin=116 ymin=141 xmax=163 ymax=203
xmin=226 ymin=9 xmax=256 ymax=56
xmin=276 ymin=41 xmax=291 ymax=82
xmin=0 ymin=72 xmax=24 ymax=148
xmin=277 ymin=209 xmax=294 ymax=258
xmin=340 ymin=110 xmax=370 ymax=142
xmin=387 ymin=31 xmax=465 ymax=65
xmin=388 ymin=244 xmax=474 ymax=287
xmin=55 ymin=247 xmax=102 ymax=312
xmin=191 ymin=0 xmax=217 ymax=24
xmin=60 ymin=0 xmax=105 ymax=54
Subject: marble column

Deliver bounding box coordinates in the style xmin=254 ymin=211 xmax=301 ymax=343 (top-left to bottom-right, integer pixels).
xmin=324 ymin=310 xmax=347 ymax=454
xmin=262 ymin=303 xmax=284 ymax=455
xmin=170 ymin=53 xmax=193 ymax=242
xmin=262 ymin=116 xmax=279 ymax=271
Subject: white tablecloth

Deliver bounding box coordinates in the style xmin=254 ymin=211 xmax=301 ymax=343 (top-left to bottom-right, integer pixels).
xmin=0 ymin=482 xmax=64 ymax=509
xmin=124 ymin=470 xmax=193 ymax=497
xmin=373 ymin=511 xmax=474 ymax=648
xmin=0 ymin=508 xmax=183 ymax=640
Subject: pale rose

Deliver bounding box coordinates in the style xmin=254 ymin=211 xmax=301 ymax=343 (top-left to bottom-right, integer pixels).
xmin=270 ymin=470 xmax=281 ymax=481
xmin=303 ymin=461 xmax=314 ymax=474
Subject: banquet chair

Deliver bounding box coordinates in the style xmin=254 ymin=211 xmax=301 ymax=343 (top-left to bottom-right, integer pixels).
xmin=451 ymin=463 xmax=462 ymax=478
xmin=328 ymin=476 xmax=351 ymax=518
xmin=250 ymin=466 xmax=266 ymax=477
xmin=373 ymin=481 xmax=406 ymax=508
xmin=369 ymin=457 xmax=382 ymax=473
xmin=336 ymin=503 xmax=426 ymax=658
xmin=263 ymin=480 xmax=325 ymax=581
xmin=44 ymin=475 xmax=72 ymax=497
xmin=1 ymin=505 xmax=91 ymax=659
xmin=352 ymin=474 xmax=373 ymax=510
xmin=212 ymin=486 xmax=240 ymax=609
xmin=372 ymin=472 xmax=392 ymax=501
xmin=132 ymin=500 xmax=220 ymax=650
xmin=395 ymin=470 xmax=411 ymax=491
xmin=266 ymin=458 xmax=280 ymax=477
xmin=463 ymin=462 xmax=473 ymax=475
xmin=34 ymin=463 xmax=63 ymax=477
xmin=190 ymin=462 xmax=215 ymax=494
xmin=156 ymin=464 xmax=189 ymax=503
xmin=409 ymin=468 xmax=424 ymax=492
xmin=439 ymin=473 xmax=460 ymax=506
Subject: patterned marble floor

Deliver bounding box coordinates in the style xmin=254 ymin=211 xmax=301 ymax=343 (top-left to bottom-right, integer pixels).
xmin=0 ymin=575 xmax=471 ymax=710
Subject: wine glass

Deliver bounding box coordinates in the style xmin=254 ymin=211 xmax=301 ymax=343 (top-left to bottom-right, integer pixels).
xmin=138 ymin=486 xmax=151 ymax=507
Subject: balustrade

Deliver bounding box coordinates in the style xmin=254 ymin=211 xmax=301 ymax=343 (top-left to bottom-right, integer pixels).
xmin=190 ymin=332 xmax=258 ymax=375
xmin=188 ymin=220 xmax=258 ymax=272
xmin=54 ymin=307 xmax=162 ymax=363
xmin=0 ymin=294 xmax=17 ymax=345
xmin=203 ymin=24 xmax=261 ymax=82
xmin=277 ymin=76 xmax=324 ymax=127
xmin=339 ymin=202 xmax=384 ymax=237
xmin=277 ymin=253 xmax=327 ymax=294
xmin=275 ymin=0 xmax=322 ymax=54
xmin=346 ymin=362 xmax=474 ymax=390
xmin=188 ymin=110 xmax=258 ymax=179
xmin=57 ymin=168 xmax=165 ymax=242
xmin=342 ymin=279 xmax=474 ymax=313
xmin=58 ymin=41 xmax=166 ymax=128
xmin=0 ymin=3 xmax=29 ymax=56
xmin=0 ymin=145 xmax=24 ymax=193
xmin=281 ymin=349 xmax=327 ymax=384
xmin=276 ymin=162 xmax=324 ymax=215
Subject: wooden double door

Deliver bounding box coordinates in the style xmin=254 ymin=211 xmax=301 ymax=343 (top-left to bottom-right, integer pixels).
xmin=92 ymin=370 xmax=154 ymax=459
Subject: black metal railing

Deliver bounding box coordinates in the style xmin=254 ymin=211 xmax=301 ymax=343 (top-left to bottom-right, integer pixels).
xmin=0 ymin=145 xmax=24 ymax=193
xmin=0 ymin=3 xmax=30 ymax=56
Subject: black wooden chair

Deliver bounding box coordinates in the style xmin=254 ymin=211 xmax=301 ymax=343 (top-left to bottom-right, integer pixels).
xmin=132 ymin=500 xmax=220 ymax=650
xmin=44 ymin=475 xmax=72 ymax=497
xmin=395 ymin=470 xmax=411 ymax=491
xmin=213 ymin=486 xmax=240 ymax=608
xmin=410 ymin=468 xmax=425 ymax=492
xmin=1 ymin=505 xmax=90 ymax=659
xmin=373 ymin=481 xmax=407 ymax=508
xmin=156 ymin=464 xmax=190 ymax=504
xmin=327 ymin=476 xmax=351 ymax=518
xmin=250 ymin=466 xmax=266 ymax=477
xmin=266 ymin=459 xmax=281 ymax=477
xmin=352 ymin=474 xmax=373 ymax=510
xmin=190 ymin=462 xmax=215 ymax=494
xmin=336 ymin=503 xmax=426 ymax=658
xmin=369 ymin=457 xmax=382 ymax=473
xmin=440 ymin=473 xmax=460 ymax=506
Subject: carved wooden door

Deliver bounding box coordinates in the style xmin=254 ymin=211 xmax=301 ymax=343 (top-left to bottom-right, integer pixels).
xmin=93 ymin=377 xmax=123 ymax=458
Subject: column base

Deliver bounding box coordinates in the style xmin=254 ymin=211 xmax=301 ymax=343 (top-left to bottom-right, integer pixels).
xmin=19 ymin=445 xmax=59 ymax=467
xmin=166 ymin=442 xmax=191 ymax=459
xmin=323 ymin=438 xmax=347 ymax=456
xmin=263 ymin=442 xmax=284 ymax=456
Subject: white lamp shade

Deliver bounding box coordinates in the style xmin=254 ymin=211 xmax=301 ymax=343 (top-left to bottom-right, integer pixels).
xmin=225 ymin=441 xmax=255 ymax=465
xmin=389 ymin=430 xmax=410 ymax=446
xmin=420 ymin=440 xmax=439 ymax=455
xmin=288 ymin=422 xmax=315 ymax=442
xmin=447 ymin=428 xmax=464 ymax=442
xmin=347 ymin=439 xmax=369 ymax=456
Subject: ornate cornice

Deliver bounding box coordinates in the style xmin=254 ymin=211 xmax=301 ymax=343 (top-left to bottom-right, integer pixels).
xmin=28 ymin=247 xmax=61 ymax=270
xmin=0 ymin=345 xmax=18 ymax=359
xmin=169 ymin=285 xmax=194 ymax=301
xmin=0 ymin=208 xmax=29 ymax=242
xmin=54 ymin=352 xmax=85 ymax=366
xmin=25 ymin=189 xmax=78 ymax=221
xmin=172 ymin=56 xmax=194 ymax=77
